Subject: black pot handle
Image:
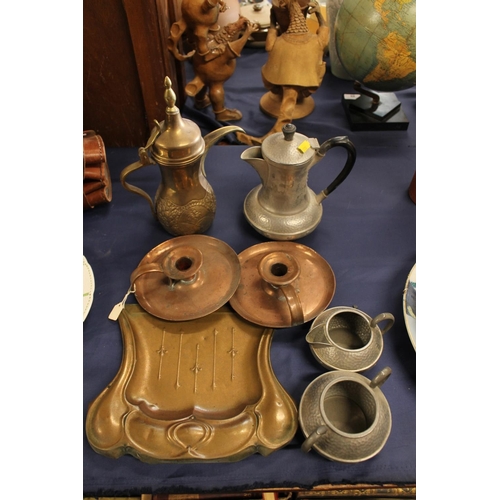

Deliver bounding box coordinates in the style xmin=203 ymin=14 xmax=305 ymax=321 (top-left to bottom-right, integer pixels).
xmin=316 ymin=136 xmax=357 ymax=201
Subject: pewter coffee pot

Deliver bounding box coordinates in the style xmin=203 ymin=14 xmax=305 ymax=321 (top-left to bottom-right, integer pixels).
xmin=240 ymin=124 xmax=356 ymax=240
xmin=121 ymin=76 xmax=243 ymax=236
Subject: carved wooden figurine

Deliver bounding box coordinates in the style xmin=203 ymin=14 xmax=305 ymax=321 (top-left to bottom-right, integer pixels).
xmin=236 ymin=0 xmax=329 ymax=145
xmin=189 ymin=18 xmax=259 ymax=121
xmin=169 ymin=0 xmax=228 ymax=62
xmin=169 ymin=3 xmax=259 ymax=121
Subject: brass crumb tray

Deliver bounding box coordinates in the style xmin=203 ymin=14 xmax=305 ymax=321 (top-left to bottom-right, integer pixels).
xmin=86 ymin=304 xmax=298 ymax=463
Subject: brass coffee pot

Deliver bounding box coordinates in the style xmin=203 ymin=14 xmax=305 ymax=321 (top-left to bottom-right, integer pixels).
xmin=240 ymin=124 xmax=356 ymax=240
xmin=121 ymin=76 xmax=244 ymax=236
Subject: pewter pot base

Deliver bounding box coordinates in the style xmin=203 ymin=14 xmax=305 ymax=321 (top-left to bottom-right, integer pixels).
xmin=243 ymin=185 xmax=323 ymax=240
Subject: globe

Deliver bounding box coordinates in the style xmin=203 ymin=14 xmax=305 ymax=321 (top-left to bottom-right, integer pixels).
xmin=334 ymin=0 xmax=416 ymax=92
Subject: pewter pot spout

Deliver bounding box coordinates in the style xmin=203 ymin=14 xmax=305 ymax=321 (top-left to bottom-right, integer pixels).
xmin=240 ymin=146 xmax=269 ymax=184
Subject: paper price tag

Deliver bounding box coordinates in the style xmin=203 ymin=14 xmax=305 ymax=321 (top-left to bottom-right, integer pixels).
xmin=108 ymin=285 xmax=135 ymax=321
xmin=344 ymin=93 xmax=360 ymax=101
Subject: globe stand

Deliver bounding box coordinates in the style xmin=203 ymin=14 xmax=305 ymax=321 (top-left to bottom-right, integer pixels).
xmin=342 ymin=82 xmax=409 ymax=131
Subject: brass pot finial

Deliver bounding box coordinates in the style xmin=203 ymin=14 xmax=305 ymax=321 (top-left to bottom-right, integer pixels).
xmin=164 ymin=76 xmax=177 ymax=112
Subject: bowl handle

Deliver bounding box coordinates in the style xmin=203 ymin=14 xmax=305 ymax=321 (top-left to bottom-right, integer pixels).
xmin=370 ymin=312 xmax=395 ymax=335
xmin=301 ymin=425 xmax=328 ymax=453
xmin=369 ymin=367 xmax=392 ymax=389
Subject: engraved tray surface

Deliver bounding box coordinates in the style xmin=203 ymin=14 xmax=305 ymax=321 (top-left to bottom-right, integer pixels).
xmin=86 ymin=304 xmax=298 ymax=463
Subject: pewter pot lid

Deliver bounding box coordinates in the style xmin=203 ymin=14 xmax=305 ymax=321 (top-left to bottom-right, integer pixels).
xmin=261 ymin=124 xmax=318 ymax=167
xmin=151 ymin=77 xmax=205 ymax=167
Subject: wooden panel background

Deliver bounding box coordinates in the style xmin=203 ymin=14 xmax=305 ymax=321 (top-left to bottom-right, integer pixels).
xmin=83 ymin=0 xmax=185 ymax=147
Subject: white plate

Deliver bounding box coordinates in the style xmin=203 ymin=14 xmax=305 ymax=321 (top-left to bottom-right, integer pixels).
xmin=83 ymin=256 xmax=95 ymax=321
xmin=403 ymin=263 xmax=416 ymax=350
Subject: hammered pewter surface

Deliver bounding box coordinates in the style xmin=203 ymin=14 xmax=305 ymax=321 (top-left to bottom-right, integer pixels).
xmin=308 ymin=307 xmax=384 ymax=372
xmin=261 ymin=127 xmax=316 ymax=166
xmin=299 ymin=371 xmax=392 ymax=463
xmin=240 ymin=126 xmax=325 ymax=240
xmin=244 ymin=186 xmax=323 ymax=240
xmin=322 ymin=380 xmax=377 ymax=434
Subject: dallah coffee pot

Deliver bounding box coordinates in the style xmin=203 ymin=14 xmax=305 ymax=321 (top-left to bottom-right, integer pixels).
xmin=240 ymin=124 xmax=356 ymax=240
xmin=121 ymin=76 xmax=243 ymax=236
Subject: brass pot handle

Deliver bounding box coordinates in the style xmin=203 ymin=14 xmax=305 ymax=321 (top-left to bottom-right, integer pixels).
xmin=120 ymin=146 xmax=156 ymax=217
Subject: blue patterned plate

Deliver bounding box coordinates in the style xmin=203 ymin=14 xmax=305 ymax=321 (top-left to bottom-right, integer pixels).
xmin=403 ymin=263 xmax=416 ymax=350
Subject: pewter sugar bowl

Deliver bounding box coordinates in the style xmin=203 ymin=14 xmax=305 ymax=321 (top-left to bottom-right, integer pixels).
xmin=300 ymin=367 xmax=393 ymax=463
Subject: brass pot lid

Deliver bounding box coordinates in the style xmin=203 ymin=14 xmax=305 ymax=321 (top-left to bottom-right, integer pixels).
xmin=150 ymin=77 xmax=205 ymax=167
xmin=131 ymin=235 xmax=241 ymax=321
xmin=229 ymin=241 xmax=335 ymax=328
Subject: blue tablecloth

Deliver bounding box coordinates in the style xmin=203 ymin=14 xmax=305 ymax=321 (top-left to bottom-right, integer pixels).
xmin=83 ymin=47 xmax=416 ymax=496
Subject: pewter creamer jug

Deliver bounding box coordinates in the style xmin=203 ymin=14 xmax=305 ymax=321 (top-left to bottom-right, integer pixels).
xmin=121 ymin=76 xmax=243 ymax=236
xmin=241 ymin=124 xmax=356 ymax=240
